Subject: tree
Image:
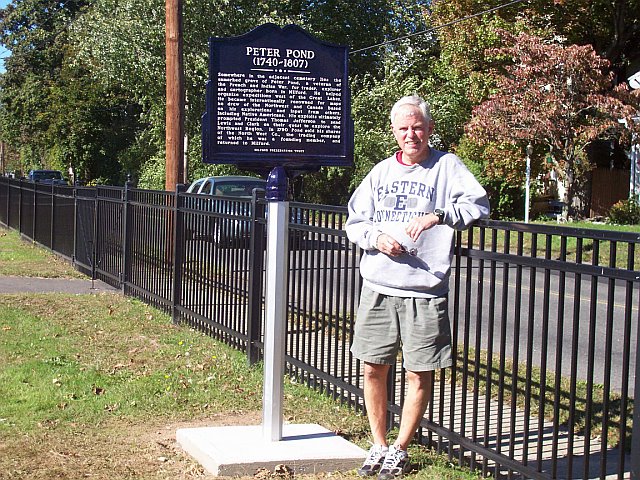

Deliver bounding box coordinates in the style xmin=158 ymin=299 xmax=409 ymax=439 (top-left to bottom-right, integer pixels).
xmin=0 ymin=0 xmax=143 ymax=182
xmin=465 ymin=30 xmax=640 ymax=218
xmin=529 ymin=0 xmax=640 ymax=79
xmin=46 ymin=62 xmax=144 ymax=183
xmin=430 ymin=0 xmax=640 ymax=79
xmin=70 ymin=0 xmax=437 ymax=192
xmin=0 ymin=0 xmax=69 ymax=170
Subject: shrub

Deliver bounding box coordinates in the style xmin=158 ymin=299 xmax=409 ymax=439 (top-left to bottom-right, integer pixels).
xmin=607 ymin=197 xmax=640 ymax=225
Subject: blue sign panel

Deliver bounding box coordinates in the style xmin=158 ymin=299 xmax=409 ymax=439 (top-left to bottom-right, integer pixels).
xmin=202 ymin=24 xmax=354 ymax=169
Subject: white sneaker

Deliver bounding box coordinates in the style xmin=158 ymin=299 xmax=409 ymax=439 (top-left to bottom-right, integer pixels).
xmin=357 ymin=444 xmax=389 ymax=477
xmin=377 ymin=445 xmax=410 ymax=479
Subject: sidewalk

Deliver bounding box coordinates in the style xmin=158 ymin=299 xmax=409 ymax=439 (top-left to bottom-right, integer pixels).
xmin=0 ymin=275 xmax=119 ymax=294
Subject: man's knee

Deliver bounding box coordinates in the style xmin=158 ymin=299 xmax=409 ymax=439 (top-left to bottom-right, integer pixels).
xmin=406 ymin=370 xmax=433 ymax=389
xmin=363 ymin=362 xmax=390 ymax=381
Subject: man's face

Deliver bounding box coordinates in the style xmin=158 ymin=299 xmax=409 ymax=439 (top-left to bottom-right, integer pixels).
xmin=391 ymin=105 xmax=434 ymax=164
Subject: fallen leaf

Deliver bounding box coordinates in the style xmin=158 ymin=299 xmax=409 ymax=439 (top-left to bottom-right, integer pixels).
xmin=109 ymin=361 xmax=131 ymax=374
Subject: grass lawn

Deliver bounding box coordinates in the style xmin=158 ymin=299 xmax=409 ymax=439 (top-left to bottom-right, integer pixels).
xmin=0 ymin=228 xmax=85 ymax=278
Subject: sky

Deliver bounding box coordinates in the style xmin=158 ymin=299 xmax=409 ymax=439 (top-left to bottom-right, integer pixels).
xmin=0 ymin=0 xmax=10 ymax=73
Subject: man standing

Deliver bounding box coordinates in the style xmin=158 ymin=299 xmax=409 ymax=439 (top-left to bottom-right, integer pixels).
xmin=345 ymin=95 xmax=490 ymax=479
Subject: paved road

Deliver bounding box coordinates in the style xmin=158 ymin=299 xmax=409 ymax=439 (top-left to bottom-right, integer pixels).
xmin=454 ymin=262 xmax=638 ymax=395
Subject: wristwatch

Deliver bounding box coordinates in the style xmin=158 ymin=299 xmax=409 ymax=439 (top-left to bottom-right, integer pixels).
xmin=434 ymin=209 xmax=445 ymax=225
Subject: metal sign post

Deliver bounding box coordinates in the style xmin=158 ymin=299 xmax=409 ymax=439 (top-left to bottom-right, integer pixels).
xmin=177 ymin=25 xmax=365 ymax=476
xmin=262 ymin=166 xmax=289 ymax=441
xmin=197 ymin=22 xmax=354 ymax=445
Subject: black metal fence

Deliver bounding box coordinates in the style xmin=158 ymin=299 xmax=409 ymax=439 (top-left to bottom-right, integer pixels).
xmin=1 ymin=176 xmax=638 ymax=479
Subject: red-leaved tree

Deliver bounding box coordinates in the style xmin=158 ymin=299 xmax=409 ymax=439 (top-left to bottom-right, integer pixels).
xmin=466 ymin=30 xmax=640 ymax=218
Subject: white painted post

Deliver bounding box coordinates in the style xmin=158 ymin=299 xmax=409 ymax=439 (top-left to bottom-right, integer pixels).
xmin=262 ymin=198 xmax=289 ymax=442
xmin=632 ymin=139 xmax=639 ymax=202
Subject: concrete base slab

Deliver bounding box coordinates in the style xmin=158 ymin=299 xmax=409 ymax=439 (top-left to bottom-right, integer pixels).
xmin=176 ymin=423 xmax=366 ymax=477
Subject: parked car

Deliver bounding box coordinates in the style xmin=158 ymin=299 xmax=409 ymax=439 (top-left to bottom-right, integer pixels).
xmin=184 ymin=175 xmax=308 ymax=245
xmin=186 ymin=175 xmax=267 ymax=196
xmin=185 ymin=176 xmax=266 ymax=244
xmin=27 ymin=169 xmax=68 ymax=185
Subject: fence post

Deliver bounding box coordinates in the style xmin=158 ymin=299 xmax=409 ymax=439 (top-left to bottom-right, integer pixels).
xmin=120 ymin=181 xmax=133 ymax=293
xmin=50 ymin=183 xmax=55 ymax=250
xmin=4 ymin=178 xmax=9 ymax=227
xmin=18 ymin=179 xmax=23 ymax=233
xmin=247 ymin=188 xmax=266 ymax=365
xmin=72 ymin=185 xmax=78 ymax=266
xmin=171 ymin=184 xmax=186 ymax=324
xmin=31 ymin=180 xmax=36 ymax=240
xmin=387 ymin=362 xmax=397 ymax=432
xmin=91 ymin=188 xmax=98 ymax=281
xmin=632 ymin=295 xmax=640 ymax=480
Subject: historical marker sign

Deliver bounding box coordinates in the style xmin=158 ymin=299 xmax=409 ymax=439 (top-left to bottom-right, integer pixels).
xmin=202 ymin=23 xmax=354 ymax=169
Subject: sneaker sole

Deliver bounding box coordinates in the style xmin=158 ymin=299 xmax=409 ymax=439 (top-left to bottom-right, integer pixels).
xmin=377 ymin=462 xmax=410 ymax=479
xmin=358 ymin=468 xmax=381 ymax=477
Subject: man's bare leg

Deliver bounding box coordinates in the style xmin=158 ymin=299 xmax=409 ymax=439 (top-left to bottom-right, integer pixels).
xmin=363 ymin=362 xmax=391 ymax=446
xmin=394 ymin=370 xmax=433 ymax=450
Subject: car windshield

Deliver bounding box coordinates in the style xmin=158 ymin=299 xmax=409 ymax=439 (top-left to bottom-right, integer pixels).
xmin=33 ymin=171 xmax=63 ymax=180
xmin=215 ymin=180 xmax=266 ymax=197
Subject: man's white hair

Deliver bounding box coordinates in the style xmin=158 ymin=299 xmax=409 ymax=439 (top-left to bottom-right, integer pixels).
xmin=390 ymin=95 xmax=432 ymax=124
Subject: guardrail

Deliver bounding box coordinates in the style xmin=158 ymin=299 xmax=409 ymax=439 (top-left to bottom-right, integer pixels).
xmin=1 ymin=176 xmax=638 ymax=479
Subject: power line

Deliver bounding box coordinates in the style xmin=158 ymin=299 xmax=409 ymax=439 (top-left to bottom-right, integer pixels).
xmin=0 ymin=0 xmax=531 ymax=62
xmin=350 ymin=0 xmax=530 ymax=55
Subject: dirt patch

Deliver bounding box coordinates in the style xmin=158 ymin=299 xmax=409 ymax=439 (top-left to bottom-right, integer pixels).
xmin=0 ymin=412 xmax=280 ymax=480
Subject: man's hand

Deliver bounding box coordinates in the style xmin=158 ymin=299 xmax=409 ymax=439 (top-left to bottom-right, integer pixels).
xmin=376 ymin=233 xmax=405 ymax=257
xmin=405 ymin=213 xmax=440 ymax=242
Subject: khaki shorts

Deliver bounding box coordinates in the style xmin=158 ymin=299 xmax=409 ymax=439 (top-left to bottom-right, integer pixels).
xmin=350 ymin=286 xmax=452 ymax=372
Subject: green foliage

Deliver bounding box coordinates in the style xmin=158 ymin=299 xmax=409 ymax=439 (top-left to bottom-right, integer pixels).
xmin=293 ymin=166 xmax=352 ymax=205
xmin=455 ymin=135 xmax=524 ymax=219
xmin=607 ymin=197 xmax=640 ymax=225
xmin=531 ymin=0 xmax=640 ymax=73
xmin=0 ymin=0 xmax=146 ymax=183
xmin=137 ymin=152 xmax=166 ymax=190
xmin=465 ymin=29 xmax=640 ymax=218
xmin=68 ymin=0 xmax=436 ymax=191
xmin=2 ymin=0 xmax=639 ymax=207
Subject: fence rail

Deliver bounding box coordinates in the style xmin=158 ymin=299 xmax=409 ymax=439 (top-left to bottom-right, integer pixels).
xmin=1 ymin=176 xmax=638 ymax=479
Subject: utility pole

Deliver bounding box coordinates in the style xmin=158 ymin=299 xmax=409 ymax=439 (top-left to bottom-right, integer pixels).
xmin=165 ymin=0 xmax=185 ymax=192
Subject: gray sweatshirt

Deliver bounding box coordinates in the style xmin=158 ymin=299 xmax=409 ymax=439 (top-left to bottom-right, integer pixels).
xmin=345 ymin=149 xmax=490 ymax=298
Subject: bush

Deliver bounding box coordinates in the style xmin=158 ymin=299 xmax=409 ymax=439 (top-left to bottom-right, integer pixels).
xmin=607 ymin=197 xmax=640 ymax=225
